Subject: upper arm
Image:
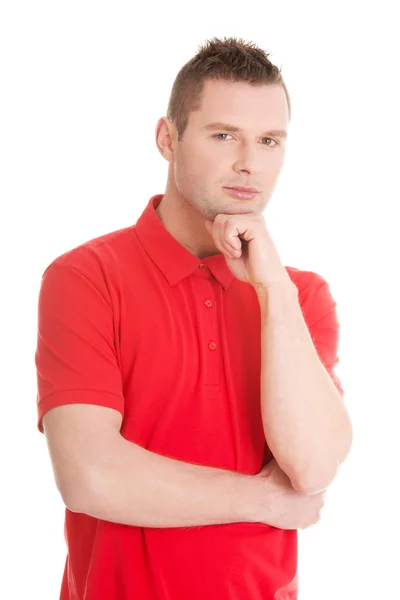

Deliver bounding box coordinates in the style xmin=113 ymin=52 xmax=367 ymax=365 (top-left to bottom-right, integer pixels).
xmin=35 ymin=257 xmax=125 ymax=509
xmin=300 ymin=273 xmax=345 ymax=398
xmin=42 ymin=404 xmax=122 ymax=510
xmin=300 ymin=273 xmax=352 ymax=468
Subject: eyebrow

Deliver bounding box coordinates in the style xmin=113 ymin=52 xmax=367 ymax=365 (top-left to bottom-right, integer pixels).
xmin=204 ymin=122 xmax=288 ymax=139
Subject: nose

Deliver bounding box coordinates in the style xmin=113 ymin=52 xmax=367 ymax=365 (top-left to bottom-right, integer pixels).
xmin=232 ymin=143 xmax=262 ymax=176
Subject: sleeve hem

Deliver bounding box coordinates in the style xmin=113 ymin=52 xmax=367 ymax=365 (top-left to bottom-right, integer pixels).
xmin=37 ymin=390 xmax=125 ymax=434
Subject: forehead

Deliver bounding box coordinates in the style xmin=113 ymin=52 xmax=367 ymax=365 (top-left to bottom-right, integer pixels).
xmin=191 ymin=79 xmax=289 ymax=126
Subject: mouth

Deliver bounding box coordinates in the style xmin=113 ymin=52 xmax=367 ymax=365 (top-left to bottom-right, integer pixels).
xmin=224 ymin=187 xmax=260 ymax=200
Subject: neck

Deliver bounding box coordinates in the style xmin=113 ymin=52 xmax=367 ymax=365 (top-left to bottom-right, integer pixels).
xmin=156 ymin=182 xmax=219 ymax=259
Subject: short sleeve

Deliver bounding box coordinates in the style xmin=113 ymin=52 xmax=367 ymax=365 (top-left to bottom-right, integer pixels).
xmin=299 ymin=273 xmax=345 ymax=397
xmin=35 ymin=259 xmax=125 ymax=434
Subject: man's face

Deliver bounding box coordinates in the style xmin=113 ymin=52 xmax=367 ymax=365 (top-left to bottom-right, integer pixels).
xmin=171 ymin=79 xmax=289 ymax=221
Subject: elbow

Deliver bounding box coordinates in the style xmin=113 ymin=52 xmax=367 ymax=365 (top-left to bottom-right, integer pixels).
xmin=59 ymin=472 xmax=95 ymax=514
xmin=292 ymin=478 xmax=332 ymax=495
xmin=291 ymin=461 xmax=340 ymax=495
xmin=64 ymin=491 xmax=89 ymax=514
xmin=292 ymin=427 xmax=353 ymax=495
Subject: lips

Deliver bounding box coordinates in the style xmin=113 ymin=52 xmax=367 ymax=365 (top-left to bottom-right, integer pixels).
xmin=224 ymin=187 xmax=260 ymax=200
xmin=226 ymin=186 xmax=260 ymax=193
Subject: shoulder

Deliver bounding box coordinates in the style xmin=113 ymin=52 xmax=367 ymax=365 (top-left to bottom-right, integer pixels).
xmin=40 ymin=224 xmax=137 ymax=280
xmin=285 ymin=265 xmax=329 ymax=293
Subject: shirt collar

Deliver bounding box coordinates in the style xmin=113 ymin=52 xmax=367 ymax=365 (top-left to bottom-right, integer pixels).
xmin=135 ymin=194 xmax=235 ymax=290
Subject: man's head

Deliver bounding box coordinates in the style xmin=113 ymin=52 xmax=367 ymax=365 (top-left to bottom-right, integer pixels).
xmin=155 ymin=37 xmax=291 ymax=254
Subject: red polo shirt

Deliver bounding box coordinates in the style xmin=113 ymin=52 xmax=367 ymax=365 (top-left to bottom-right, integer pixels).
xmin=35 ymin=193 xmax=344 ymax=600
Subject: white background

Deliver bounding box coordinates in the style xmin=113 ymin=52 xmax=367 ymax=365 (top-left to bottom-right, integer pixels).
xmin=1 ymin=1 xmax=399 ymax=598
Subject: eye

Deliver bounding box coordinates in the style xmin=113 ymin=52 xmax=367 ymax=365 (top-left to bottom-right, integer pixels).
xmin=213 ymin=133 xmax=278 ymax=146
xmin=213 ymin=133 xmax=233 ymax=141
xmin=262 ymin=138 xmax=278 ymax=146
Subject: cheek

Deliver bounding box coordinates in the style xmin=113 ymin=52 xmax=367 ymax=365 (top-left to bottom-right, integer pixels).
xmin=177 ymin=153 xmax=209 ymax=183
xmin=174 ymin=160 xmax=200 ymax=195
xmin=197 ymin=151 xmax=229 ymax=180
xmin=175 ymin=144 xmax=228 ymax=189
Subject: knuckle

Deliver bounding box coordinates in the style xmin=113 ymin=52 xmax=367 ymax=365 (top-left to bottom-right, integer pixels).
xmin=215 ymin=213 xmax=227 ymax=224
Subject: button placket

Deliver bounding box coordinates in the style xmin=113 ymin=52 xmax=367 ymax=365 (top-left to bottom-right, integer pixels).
xmin=194 ymin=272 xmax=220 ymax=387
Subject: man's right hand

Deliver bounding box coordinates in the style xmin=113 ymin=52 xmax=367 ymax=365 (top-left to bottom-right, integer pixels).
xmin=253 ymin=458 xmax=327 ymax=530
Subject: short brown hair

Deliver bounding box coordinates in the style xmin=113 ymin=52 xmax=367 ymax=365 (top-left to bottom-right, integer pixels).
xmin=167 ymin=37 xmax=291 ymax=140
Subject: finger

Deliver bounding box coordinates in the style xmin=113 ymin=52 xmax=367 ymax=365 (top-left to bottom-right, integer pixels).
xmin=214 ymin=215 xmax=237 ymax=258
xmin=224 ymin=220 xmax=242 ymax=255
xmin=211 ymin=215 xmax=232 ymax=258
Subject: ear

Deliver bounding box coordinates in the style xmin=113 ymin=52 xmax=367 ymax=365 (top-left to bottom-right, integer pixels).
xmin=155 ymin=117 xmax=176 ymax=163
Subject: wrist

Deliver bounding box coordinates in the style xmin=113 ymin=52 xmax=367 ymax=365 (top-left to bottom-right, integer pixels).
xmin=233 ymin=472 xmax=270 ymax=524
xmin=254 ymin=271 xmax=296 ymax=296
xmin=255 ymin=280 xmax=298 ymax=320
xmin=255 ymin=278 xmax=296 ymax=296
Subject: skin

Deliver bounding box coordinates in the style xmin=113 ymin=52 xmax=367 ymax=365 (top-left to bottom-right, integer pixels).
xmin=155 ymin=79 xmax=290 ymax=274
xmin=154 ymin=77 xmax=351 ymax=501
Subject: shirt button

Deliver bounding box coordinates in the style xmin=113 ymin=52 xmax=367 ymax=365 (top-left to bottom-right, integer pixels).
xmin=204 ymin=299 xmax=213 ymax=308
xmin=199 ymin=263 xmax=207 ymax=271
xmin=209 ymin=341 xmax=217 ymax=351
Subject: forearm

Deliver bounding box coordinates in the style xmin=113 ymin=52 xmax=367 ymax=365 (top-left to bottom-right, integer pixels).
xmin=256 ymin=281 xmax=352 ymax=493
xmin=75 ymin=436 xmax=258 ymax=528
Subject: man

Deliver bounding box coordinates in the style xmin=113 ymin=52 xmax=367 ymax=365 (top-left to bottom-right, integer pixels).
xmin=35 ymin=37 xmax=352 ymax=600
